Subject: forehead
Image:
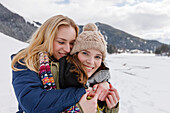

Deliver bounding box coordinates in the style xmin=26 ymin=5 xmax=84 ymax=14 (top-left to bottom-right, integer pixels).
xmin=55 ymin=25 xmax=76 ymax=41
xmin=83 ymin=49 xmax=102 ymax=55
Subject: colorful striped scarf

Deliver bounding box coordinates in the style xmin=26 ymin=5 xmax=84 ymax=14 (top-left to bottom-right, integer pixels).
xmin=38 ymin=52 xmax=81 ymax=113
xmin=39 ymin=52 xmax=56 ymax=90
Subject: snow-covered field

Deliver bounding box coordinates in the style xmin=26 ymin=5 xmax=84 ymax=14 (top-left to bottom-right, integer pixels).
xmin=106 ymin=53 xmax=170 ymax=113
xmin=0 ymin=32 xmax=170 ymax=113
xmin=0 ymin=33 xmax=28 ymax=113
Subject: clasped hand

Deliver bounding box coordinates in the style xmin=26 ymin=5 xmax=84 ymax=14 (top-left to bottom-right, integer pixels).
xmin=79 ymin=82 xmax=120 ymax=113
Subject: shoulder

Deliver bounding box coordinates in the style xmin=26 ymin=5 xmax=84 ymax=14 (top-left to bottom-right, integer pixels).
xmin=59 ymin=56 xmax=72 ymax=70
xmin=11 ymin=54 xmax=16 ymax=60
xmin=11 ymin=54 xmax=27 ymax=70
xmin=11 ymin=48 xmax=25 ymax=60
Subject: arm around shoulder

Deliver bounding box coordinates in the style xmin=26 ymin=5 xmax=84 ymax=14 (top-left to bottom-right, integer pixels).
xmin=12 ymin=62 xmax=86 ymax=113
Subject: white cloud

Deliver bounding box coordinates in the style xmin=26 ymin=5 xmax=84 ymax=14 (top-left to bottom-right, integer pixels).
xmin=0 ymin=0 xmax=170 ymax=44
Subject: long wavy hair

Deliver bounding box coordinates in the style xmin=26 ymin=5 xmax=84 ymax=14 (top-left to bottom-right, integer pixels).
xmin=67 ymin=53 xmax=106 ymax=86
xmin=67 ymin=54 xmax=88 ymax=86
xmin=11 ymin=15 xmax=79 ymax=73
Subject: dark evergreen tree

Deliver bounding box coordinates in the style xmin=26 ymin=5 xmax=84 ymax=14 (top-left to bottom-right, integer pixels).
xmin=107 ymin=44 xmax=117 ymax=54
xmin=155 ymin=44 xmax=170 ymax=55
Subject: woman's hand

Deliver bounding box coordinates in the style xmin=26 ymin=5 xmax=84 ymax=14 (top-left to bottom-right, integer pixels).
xmin=106 ymin=84 xmax=120 ymax=109
xmin=85 ymin=87 xmax=93 ymax=93
xmin=92 ymin=81 xmax=110 ymax=101
xmin=92 ymin=82 xmax=120 ymax=109
xmin=79 ymin=92 xmax=98 ymax=113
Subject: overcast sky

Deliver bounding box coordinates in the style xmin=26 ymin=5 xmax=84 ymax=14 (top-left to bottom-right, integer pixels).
xmin=1 ymin=0 xmax=170 ymax=44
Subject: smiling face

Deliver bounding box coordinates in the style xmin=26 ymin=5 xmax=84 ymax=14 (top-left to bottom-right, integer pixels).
xmin=78 ymin=49 xmax=102 ymax=77
xmin=53 ymin=25 xmax=76 ymax=60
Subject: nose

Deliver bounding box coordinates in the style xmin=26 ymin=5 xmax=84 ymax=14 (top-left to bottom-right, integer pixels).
xmin=63 ymin=43 xmax=70 ymax=53
xmin=86 ymin=57 xmax=94 ymax=65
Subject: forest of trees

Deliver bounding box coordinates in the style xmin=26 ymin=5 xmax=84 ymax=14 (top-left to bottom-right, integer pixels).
xmin=107 ymin=44 xmax=118 ymax=54
xmin=107 ymin=44 xmax=170 ymax=57
xmin=155 ymin=44 xmax=170 ymax=56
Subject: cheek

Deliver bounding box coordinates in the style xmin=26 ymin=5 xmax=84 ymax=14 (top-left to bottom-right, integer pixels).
xmin=95 ymin=60 xmax=102 ymax=69
xmin=53 ymin=42 xmax=60 ymax=51
xmin=53 ymin=41 xmax=56 ymax=50
xmin=78 ymin=53 xmax=84 ymax=63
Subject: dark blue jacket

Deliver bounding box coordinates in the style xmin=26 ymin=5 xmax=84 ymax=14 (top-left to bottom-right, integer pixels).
xmin=11 ymin=55 xmax=86 ymax=113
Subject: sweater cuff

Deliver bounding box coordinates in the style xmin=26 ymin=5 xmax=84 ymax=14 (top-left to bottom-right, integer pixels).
xmin=106 ymin=102 xmax=119 ymax=113
xmin=76 ymin=103 xmax=84 ymax=113
xmin=74 ymin=87 xmax=86 ymax=102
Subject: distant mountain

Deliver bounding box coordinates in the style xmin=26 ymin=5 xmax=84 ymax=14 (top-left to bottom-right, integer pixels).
xmin=97 ymin=22 xmax=164 ymax=51
xmin=79 ymin=23 xmax=163 ymax=52
xmin=0 ymin=3 xmax=165 ymax=52
xmin=0 ymin=3 xmax=38 ymax=42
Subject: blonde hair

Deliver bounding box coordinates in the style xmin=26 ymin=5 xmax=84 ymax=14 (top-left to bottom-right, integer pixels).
xmin=11 ymin=15 xmax=79 ymax=73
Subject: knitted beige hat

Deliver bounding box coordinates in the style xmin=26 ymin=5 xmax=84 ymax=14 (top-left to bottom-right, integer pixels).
xmin=70 ymin=23 xmax=107 ymax=61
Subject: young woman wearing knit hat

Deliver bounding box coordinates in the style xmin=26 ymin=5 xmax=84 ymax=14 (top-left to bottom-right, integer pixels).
xmin=39 ymin=23 xmax=119 ymax=112
xmin=11 ymin=15 xmax=112 ymax=113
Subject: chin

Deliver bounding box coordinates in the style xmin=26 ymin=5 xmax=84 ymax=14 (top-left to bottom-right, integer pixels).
xmin=87 ymin=73 xmax=93 ymax=78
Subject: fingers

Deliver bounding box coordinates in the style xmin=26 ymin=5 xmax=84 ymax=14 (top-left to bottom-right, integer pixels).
xmin=93 ymin=82 xmax=109 ymax=94
xmin=92 ymin=84 xmax=98 ymax=90
xmin=106 ymin=90 xmax=119 ymax=109
xmin=109 ymin=88 xmax=120 ymax=101
xmin=89 ymin=94 xmax=98 ymax=113
xmin=106 ymin=96 xmax=112 ymax=109
xmin=92 ymin=93 xmax=99 ymax=101
xmin=109 ymin=83 xmax=113 ymax=88
xmin=80 ymin=92 xmax=89 ymax=101
xmin=92 ymin=83 xmax=120 ymax=105
xmin=87 ymin=92 xmax=95 ymax=97
xmin=105 ymin=84 xmax=120 ymax=108
xmin=98 ymin=89 xmax=108 ymax=101
xmin=94 ymin=83 xmax=106 ymax=95
xmin=106 ymin=95 xmax=116 ymax=109
xmin=93 ymin=82 xmax=109 ymax=101
xmin=86 ymin=87 xmax=93 ymax=93
xmin=110 ymin=91 xmax=118 ymax=104
xmin=95 ymin=86 xmax=102 ymax=95
xmin=79 ymin=92 xmax=98 ymax=113
xmin=106 ymin=94 xmax=116 ymax=109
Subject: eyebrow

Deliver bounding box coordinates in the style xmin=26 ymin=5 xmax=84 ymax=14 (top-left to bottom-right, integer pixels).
xmin=96 ymin=54 xmax=102 ymax=56
xmin=56 ymin=37 xmax=67 ymax=41
xmin=56 ymin=37 xmax=75 ymax=42
xmin=84 ymin=50 xmax=102 ymax=56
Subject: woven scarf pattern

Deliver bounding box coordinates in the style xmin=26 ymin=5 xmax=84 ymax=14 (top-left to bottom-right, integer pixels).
xmin=63 ymin=106 xmax=80 ymax=113
xmin=38 ymin=52 xmax=80 ymax=113
xmin=39 ymin=52 xmax=56 ymax=90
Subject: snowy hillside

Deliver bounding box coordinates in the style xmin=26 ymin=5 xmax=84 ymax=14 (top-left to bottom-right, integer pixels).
xmin=0 ymin=33 xmax=170 ymax=113
xmin=0 ymin=33 xmax=28 ymax=112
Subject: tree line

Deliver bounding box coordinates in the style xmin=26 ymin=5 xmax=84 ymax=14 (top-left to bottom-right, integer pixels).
xmin=155 ymin=44 xmax=170 ymax=56
xmin=107 ymin=44 xmax=170 ymax=57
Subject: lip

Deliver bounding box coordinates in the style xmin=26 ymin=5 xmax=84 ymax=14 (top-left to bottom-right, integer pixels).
xmin=59 ymin=52 xmax=67 ymax=57
xmin=83 ymin=64 xmax=94 ymax=72
xmin=60 ymin=53 xmax=66 ymax=56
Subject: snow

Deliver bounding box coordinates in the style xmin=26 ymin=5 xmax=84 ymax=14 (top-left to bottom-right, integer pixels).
xmin=24 ymin=17 xmax=41 ymax=27
xmin=106 ymin=53 xmax=170 ymax=113
xmin=0 ymin=33 xmax=28 ymax=112
xmin=0 ymin=33 xmax=170 ymax=113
